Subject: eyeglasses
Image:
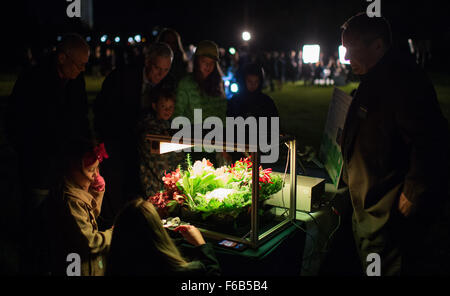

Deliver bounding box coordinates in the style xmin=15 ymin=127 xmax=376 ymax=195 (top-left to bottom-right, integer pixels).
xmin=64 ymin=52 xmax=87 ymax=71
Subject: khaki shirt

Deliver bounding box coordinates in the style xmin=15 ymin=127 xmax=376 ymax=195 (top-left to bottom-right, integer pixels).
xmin=61 ymin=179 xmax=113 ymax=276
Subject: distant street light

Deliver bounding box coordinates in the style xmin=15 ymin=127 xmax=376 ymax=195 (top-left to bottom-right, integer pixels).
xmin=229 ymin=47 xmax=236 ymax=55
xmin=114 ymin=36 xmax=120 ymax=43
xmin=242 ymin=31 xmax=251 ymax=41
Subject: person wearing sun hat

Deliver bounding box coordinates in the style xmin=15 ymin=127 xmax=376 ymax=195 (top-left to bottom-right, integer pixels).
xmin=173 ymin=40 xmax=227 ymax=123
xmin=173 ymin=40 xmax=230 ymax=165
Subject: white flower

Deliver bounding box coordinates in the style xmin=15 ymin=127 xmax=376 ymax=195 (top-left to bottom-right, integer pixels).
xmin=191 ymin=158 xmax=214 ymax=177
xmin=204 ymin=188 xmax=236 ymax=202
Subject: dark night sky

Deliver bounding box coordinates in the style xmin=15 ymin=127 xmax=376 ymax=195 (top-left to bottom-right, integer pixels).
xmin=1 ymin=0 xmax=450 ymax=68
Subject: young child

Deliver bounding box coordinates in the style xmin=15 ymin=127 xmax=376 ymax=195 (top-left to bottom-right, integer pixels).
xmin=227 ymin=63 xmax=279 ymax=119
xmin=137 ymin=87 xmax=184 ymax=198
xmin=227 ymin=63 xmax=280 ymax=162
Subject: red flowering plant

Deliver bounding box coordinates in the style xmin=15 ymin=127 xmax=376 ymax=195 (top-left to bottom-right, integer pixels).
xmin=148 ymin=168 xmax=186 ymax=216
xmin=228 ymin=156 xmax=274 ymax=186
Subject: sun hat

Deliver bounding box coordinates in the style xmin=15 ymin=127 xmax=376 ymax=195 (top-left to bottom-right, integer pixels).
xmin=194 ymin=40 xmax=220 ymax=61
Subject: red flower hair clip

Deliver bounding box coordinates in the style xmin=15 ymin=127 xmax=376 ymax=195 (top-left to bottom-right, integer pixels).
xmin=83 ymin=143 xmax=109 ymax=167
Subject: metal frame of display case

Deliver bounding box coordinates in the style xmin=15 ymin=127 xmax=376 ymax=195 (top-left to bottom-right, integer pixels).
xmin=146 ymin=133 xmax=297 ymax=249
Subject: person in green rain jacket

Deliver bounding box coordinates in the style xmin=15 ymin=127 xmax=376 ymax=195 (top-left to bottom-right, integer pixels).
xmin=173 ymin=40 xmax=227 ymax=123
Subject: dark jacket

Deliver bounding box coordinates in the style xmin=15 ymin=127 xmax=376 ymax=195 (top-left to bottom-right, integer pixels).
xmin=106 ymin=242 xmax=221 ymax=276
xmin=94 ymin=65 xmax=176 ymax=143
xmin=227 ymin=64 xmax=280 ymax=162
xmin=173 ymin=243 xmax=221 ymax=276
xmin=227 ymin=92 xmax=279 ymax=119
xmin=227 ymin=64 xmax=279 ymax=119
xmin=5 ymin=53 xmax=91 ymax=189
xmin=93 ymin=65 xmax=145 ymax=224
xmin=94 ymin=65 xmax=144 ymax=144
xmin=341 ymin=48 xmax=449 ymax=230
xmin=93 ymin=66 xmax=175 ymax=223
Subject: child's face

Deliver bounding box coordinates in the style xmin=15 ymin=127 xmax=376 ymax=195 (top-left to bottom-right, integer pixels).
xmin=152 ymin=97 xmax=175 ymax=121
xmin=245 ymin=74 xmax=260 ymax=93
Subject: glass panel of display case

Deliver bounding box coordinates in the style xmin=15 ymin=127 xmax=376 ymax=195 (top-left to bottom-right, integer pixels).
xmin=145 ymin=134 xmax=296 ymax=248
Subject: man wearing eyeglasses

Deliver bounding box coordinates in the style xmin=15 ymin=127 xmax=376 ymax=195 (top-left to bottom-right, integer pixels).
xmin=93 ymin=42 xmax=174 ymax=228
xmin=5 ymin=33 xmax=91 ymax=274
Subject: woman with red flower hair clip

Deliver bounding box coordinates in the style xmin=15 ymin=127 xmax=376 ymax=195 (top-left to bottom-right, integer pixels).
xmin=50 ymin=138 xmax=113 ymax=276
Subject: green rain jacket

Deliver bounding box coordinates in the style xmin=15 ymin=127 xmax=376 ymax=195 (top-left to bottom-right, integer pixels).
xmin=174 ymin=74 xmax=227 ymax=123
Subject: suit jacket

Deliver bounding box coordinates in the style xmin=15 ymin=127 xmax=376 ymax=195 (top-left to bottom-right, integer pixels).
xmin=6 ymin=54 xmax=91 ymax=189
xmin=341 ymin=49 xmax=449 ymax=237
xmin=94 ymin=65 xmax=144 ymax=144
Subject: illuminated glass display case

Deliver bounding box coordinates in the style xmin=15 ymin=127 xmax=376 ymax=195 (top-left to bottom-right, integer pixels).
xmin=146 ymin=134 xmax=297 ymax=249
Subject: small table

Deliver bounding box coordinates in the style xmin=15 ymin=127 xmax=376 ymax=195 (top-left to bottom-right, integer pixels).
xmin=180 ymin=223 xmax=306 ymax=276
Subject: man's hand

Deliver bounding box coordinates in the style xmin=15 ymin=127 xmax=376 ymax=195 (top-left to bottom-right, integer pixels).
xmin=398 ymin=192 xmax=415 ymax=217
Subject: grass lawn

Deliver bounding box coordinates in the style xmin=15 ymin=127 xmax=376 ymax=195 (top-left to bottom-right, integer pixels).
xmin=269 ymin=80 xmax=450 ymax=151
xmin=1 ymin=73 xmax=450 ymax=153
xmin=267 ymin=81 xmax=360 ymax=152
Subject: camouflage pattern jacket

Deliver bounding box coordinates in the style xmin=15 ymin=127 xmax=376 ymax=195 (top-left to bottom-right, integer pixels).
xmin=137 ymin=113 xmax=184 ymax=198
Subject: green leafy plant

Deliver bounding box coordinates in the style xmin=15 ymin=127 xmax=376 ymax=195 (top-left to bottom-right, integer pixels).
xmin=148 ymin=156 xmax=283 ymax=219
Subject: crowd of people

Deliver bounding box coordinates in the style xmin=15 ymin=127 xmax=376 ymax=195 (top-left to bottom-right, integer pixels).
xmin=3 ymin=12 xmax=449 ymax=277
xmin=21 ymin=31 xmax=351 ymax=95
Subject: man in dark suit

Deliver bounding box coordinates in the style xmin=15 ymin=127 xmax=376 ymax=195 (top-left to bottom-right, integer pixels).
xmin=93 ymin=42 xmax=174 ymax=226
xmin=5 ymin=33 xmax=91 ymax=273
xmin=6 ymin=33 xmax=91 ymax=210
xmin=340 ymin=13 xmax=449 ymax=275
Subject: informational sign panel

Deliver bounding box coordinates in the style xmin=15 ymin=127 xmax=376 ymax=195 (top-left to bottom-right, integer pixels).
xmin=319 ymin=87 xmax=354 ymax=189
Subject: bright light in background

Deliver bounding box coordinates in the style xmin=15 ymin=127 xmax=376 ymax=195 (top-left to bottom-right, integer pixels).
xmin=114 ymin=36 xmax=120 ymax=43
xmin=57 ymin=36 xmax=62 ymax=42
xmin=302 ymin=45 xmax=320 ymax=64
xmin=224 ymin=80 xmax=230 ymax=87
xmin=242 ymin=31 xmax=251 ymax=41
xmin=134 ymin=34 xmax=141 ymax=42
xmin=128 ymin=37 xmax=134 ymax=43
xmin=229 ymin=47 xmax=236 ymax=55
xmin=100 ymin=35 xmax=107 ymax=43
xmin=230 ymin=83 xmax=239 ymax=93
xmin=152 ymin=30 xmax=159 ymax=36
xmin=338 ymin=45 xmax=350 ymax=65
xmin=408 ymin=39 xmax=414 ymax=54
xmin=86 ymin=36 xmax=91 ymax=42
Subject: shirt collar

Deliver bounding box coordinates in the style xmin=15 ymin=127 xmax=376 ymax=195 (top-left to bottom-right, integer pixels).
xmin=358 ymin=48 xmax=393 ymax=82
